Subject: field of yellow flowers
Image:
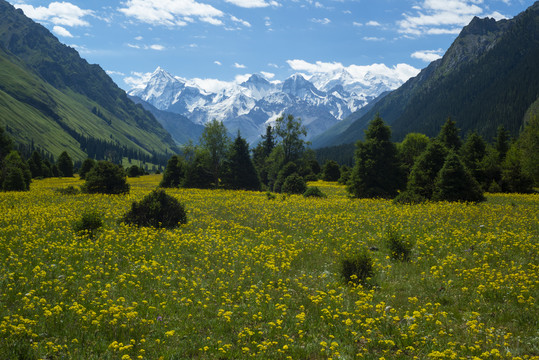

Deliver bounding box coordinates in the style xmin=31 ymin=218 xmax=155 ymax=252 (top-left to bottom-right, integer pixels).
xmin=0 ymin=175 xmax=537 ymax=359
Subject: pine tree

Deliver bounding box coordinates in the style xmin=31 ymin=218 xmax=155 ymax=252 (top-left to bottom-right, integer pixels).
xmin=437 ymin=118 xmax=461 ymax=151
xmin=57 ymin=151 xmax=74 ymax=177
xmin=79 ymin=158 xmax=96 ymax=180
xmin=82 ymin=161 xmax=130 ymax=194
xmin=517 ymin=115 xmax=538 ymax=185
xmin=221 ymin=134 xmax=260 ymax=191
xmin=406 ymin=141 xmax=448 ymax=199
xmin=321 ymin=160 xmax=341 ymax=181
xmin=0 ymin=126 xmax=13 ymax=162
xmin=182 ymin=151 xmax=214 ymax=189
xmin=347 ymin=115 xmax=404 ymax=198
xmin=501 ymin=143 xmax=533 ymax=193
xmin=28 ymin=150 xmax=43 ymax=178
xmin=495 ymin=125 xmax=510 ymax=163
xmin=460 ymin=132 xmax=487 ymax=185
xmin=432 ymin=151 xmax=485 ymax=202
xmin=160 ymin=155 xmax=185 ymax=188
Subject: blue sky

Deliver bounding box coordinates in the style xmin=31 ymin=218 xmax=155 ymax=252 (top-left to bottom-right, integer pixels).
xmin=9 ymin=0 xmax=535 ymax=91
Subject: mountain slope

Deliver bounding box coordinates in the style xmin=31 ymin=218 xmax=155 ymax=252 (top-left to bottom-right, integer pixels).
xmin=320 ymin=2 xmax=539 ymax=147
xmin=0 ymin=0 xmax=178 ymax=162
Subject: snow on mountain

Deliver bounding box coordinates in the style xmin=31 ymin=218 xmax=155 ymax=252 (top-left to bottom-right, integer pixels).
xmin=128 ymin=66 xmax=411 ymax=143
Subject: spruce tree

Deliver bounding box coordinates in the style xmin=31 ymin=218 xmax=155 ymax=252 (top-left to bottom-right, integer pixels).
xmin=437 ymin=118 xmax=461 ymax=151
xmin=347 ymin=115 xmax=403 ymax=198
xmin=79 ymin=158 xmax=96 ymax=180
xmin=501 ymin=143 xmax=533 ymax=193
xmin=432 ymin=151 xmax=485 ymax=202
xmin=82 ymin=161 xmax=129 ymax=194
xmin=0 ymin=126 xmax=13 ymax=161
xmin=57 ymin=151 xmax=74 ymax=177
xmin=517 ymin=115 xmax=538 ymax=186
xmin=406 ymin=141 xmax=448 ymax=199
xmin=495 ymin=125 xmax=510 ymax=163
xmin=160 ymin=155 xmax=185 ymax=188
xmin=460 ymin=132 xmax=487 ymax=185
xmin=28 ymin=150 xmax=44 ymax=178
xmin=221 ymin=134 xmax=260 ymax=191
xmin=182 ymin=151 xmax=214 ymax=189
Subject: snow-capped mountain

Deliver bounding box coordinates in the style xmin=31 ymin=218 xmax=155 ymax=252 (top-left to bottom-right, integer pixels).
xmin=129 ymin=67 xmax=408 ymax=143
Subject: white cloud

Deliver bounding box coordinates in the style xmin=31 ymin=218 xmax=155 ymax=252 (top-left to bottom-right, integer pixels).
xmin=234 ymin=63 xmax=247 ymax=69
xmin=365 ymin=20 xmax=381 ymax=26
xmin=231 ymin=15 xmax=251 ymax=27
xmin=124 ymin=71 xmax=152 ymax=89
xmin=224 ymin=0 xmax=272 ymax=8
xmin=311 ymin=17 xmax=331 ymax=25
xmin=234 ymin=74 xmax=251 ymax=83
xmin=150 ymin=44 xmax=165 ymax=51
xmin=398 ymin=0 xmax=488 ymax=35
xmin=118 ymin=0 xmax=224 ymax=27
xmin=127 ymin=43 xmax=165 ymax=51
xmin=353 ymin=21 xmax=362 ymax=26
xmin=135 ymin=36 xmax=143 ymax=41
xmin=191 ymin=78 xmax=234 ymax=93
xmin=261 ymin=71 xmax=275 ymax=79
xmin=106 ymin=70 xmax=126 ymax=76
xmin=411 ymin=48 xmax=444 ymax=62
xmin=287 ymin=59 xmax=420 ymax=85
xmin=52 ymin=25 xmax=73 ymax=38
xmin=214 ymin=60 xmax=222 ymax=66
xmin=15 ymin=2 xmax=93 ymax=27
xmin=363 ymin=36 xmax=385 ymax=41
xmin=268 ymin=63 xmax=279 ymax=68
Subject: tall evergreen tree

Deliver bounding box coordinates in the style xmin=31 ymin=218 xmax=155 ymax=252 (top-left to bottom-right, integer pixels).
xmin=406 ymin=141 xmax=448 ymax=199
xmin=347 ymin=115 xmax=404 ymax=198
xmin=261 ymin=125 xmax=275 ymax=157
xmin=182 ymin=150 xmax=214 ymax=189
xmin=460 ymin=132 xmax=487 ymax=185
xmin=28 ymin=150 xmax=44 ymax=178
xmin=517 ymin=115 xmax=539 ymax=185
xmin=398 ymin=132 xmax=430 ymax=175
xmin=79 ymin=158 xmax=96 ymax=180
xmin=160 ymin=155 xmax=185 ymax=188
xmin=221 ymin=134 xmax=260 ymax=191
xmin=437 ymin=118 xmax=461 ymax=151
xmin=432 ymin=151 xmax=485 ymax=202
xmin=495 ymin=125 xmax=510 ymax=163
xmin=321 ymin=160 xmax=341 ymax=181
xmin=57 ymin=151 xmax=74 ymax=177
xmin=501 ymin=143 xmax=533 ymax=193
xmin=0 ymin=126 xmax=13 ymax=162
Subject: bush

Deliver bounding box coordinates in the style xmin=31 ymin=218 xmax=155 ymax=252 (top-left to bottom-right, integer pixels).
xmin=73 ymin=209 xmax=103 ymax=237
xmin=322 ymin=160 xmax=341 ymax=181
xmin=393 ymin=190 xmax=426 ymax=205
xmin=127 ymin=165 xmax=145 ymax=177
xmin=1 ymin=151 xmax=31 ymax=191
xmin=303 ymin=186 xmax=327 ymax=198
xmin=385 ymin=227 xmax=414 ymax=261
xmin=78 ymin=158 xmax=96 ymax=180
xmin=82 ymin=161 xmax=130 ymax=194
xmin=340 ymin=250 xmax=374 ymax=286
xmin=123 ymin=189 xmax=187 ymax=229
xmin=55 ymin=185 xmax=80 ymax=195
xmin=281 ymin=173 xmax=307 ymax=194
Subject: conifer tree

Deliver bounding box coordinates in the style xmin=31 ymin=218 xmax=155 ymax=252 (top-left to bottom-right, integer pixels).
xmin=432 ymin=151 xmax=485 ymax=202
xmin=79 ymin=158 xmax=96 ymax=180
xmin=460 ymin=132 xmax=487 ymax=185
xmin=160 ymin=155 xmax=185 ymax=188
xmin=57 ymin=151 xmax=74 ymax=177
xmin=406 ymin=141 xmax=448 ymax=199
xmin=517 ymin=115 xmax=538 ymax=185
xmin=347 ymin=115 xmax=403 ymax=198
xmin=501 ymin=143 xmax=533 ymax=193
xmin=28 ymin=150 xmax=44 ymax=178
xmin=82 ymin=161 xmax=129 ymax=194
xmin=182 ymin=150 xmax=214 ymax=189
xmin=221 ymin=134 xmax=260 ymax=191
xmin=495 ymin=125 xmax=510 ymax=163
xmin=1 ymin=151 xmax=32 ymax=191
xmin=322 ymin=160 xmax=341 ymax=181
xmin=437 ymin=118 xmax=461 ymax=151
xmin=0 ymin=126 xmax=13 ymax=162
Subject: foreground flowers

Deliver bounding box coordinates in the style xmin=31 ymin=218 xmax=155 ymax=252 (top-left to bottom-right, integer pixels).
xmin=0 ymin=176 xmax=537 ymax=359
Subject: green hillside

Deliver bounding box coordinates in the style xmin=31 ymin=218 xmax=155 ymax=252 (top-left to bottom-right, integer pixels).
xmin=0 ymin=0 xmax=178 ymax=162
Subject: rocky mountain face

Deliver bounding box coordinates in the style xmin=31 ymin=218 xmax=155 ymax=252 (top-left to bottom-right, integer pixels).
xmin=129 ymin=66 xmax=407 ymax=144
xmin=314 ymin=1 xmax=539 ymax=148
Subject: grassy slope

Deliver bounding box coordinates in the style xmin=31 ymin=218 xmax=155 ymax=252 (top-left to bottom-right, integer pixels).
xmin=0 ymin=177 xmax=537 ymax=359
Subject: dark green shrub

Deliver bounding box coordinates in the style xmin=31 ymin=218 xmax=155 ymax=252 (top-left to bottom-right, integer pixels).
xmin=385 ymin=227 xmax=414 ymax=261
xmin=127 ymin=165 xmax=144 ymax=177
xmin=55 ymin=185 xmax=80 ymax=195
xmin=57 ymin=151 xmax=74 ymax=177
xmin=73 ymin=209 xmax=103 ymax=237
xmin=322 ymin=160 xmax=341 ymax=181
xmin=273 ymin=162 xmax=298 ymax=193
xmin=303 ymin=186 xmax=327 ymax=198
xmin=123 ymin=189 xmax=187 ymax=229
xmin=340 ymin=250 xmax=374 ymax=286
xmin=281 ymin=173 xmax=307 ymax=194
xmin=266 ymin=191 xmax=276 ymax=200
xmin=393 ymin=190 xmax=426 ymax=205
xmin=1 ymin=151 xmax=31 ymax=191
xmin=82 ymin=161 xmax=130 ymax=194
xmin=2 ymin=166 xmax=27 ymax=191
xmin=487 ymin=180 xmax=502 ymax=193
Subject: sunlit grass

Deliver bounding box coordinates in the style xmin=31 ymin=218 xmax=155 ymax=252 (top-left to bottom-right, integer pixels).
xmin=0 ymin=176 xmax=537 ymax=359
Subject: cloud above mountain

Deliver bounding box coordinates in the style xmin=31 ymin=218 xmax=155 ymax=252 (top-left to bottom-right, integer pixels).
xmin=14 ymin=1 xmax=93 ymax=27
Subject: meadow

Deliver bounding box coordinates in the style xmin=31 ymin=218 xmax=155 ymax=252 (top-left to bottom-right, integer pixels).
xmin=0 ymin=175 xmax=537 ymax=359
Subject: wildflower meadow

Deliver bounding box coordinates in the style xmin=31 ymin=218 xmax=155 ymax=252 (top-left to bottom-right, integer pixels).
xmin=0 ymin=176 xmax=537 ymax=359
